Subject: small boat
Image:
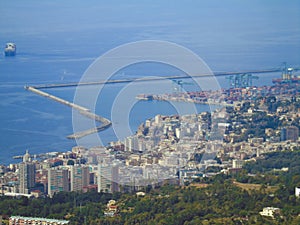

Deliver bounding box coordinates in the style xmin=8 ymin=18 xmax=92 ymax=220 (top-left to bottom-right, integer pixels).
xmin=4 ymin=43 xmax=16 ymax=56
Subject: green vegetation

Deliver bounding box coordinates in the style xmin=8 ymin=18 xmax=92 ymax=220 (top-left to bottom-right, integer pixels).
xmin=1 ymin=151 xmax=300 ymax=224
xmin=244 ymin=151 xmax=300 ymax=175
xmin=225 ymin=97 xmax=300 ymax=142
xmin=1 ymin=179 xmax=299 ymax=224
xmin=0 ymin=191 xmax=118 ymax=224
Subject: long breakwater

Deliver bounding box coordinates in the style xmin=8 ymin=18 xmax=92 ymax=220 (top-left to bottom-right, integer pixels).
xmin=24 ymin=67 xmax=294 ymax=140
xmin=25 ymin=86 xmax=111 ymax=139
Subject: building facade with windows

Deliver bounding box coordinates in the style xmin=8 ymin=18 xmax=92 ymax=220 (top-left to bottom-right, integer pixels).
xmin=98 ymin=164 xmax=119 ymax=193
xmin=18 ymin=162 xmax=35 ymax=194
xmin=48 ymin=167 xmax=69 ymax=198
xmin=70 ymin=165 xmax=90 ymax=191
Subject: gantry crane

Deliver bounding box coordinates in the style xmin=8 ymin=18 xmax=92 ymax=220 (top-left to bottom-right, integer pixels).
xmin=172 ymin=79 xmax=193 ymax=93
xmin=226 ymin=73 xmax=259 ymax=88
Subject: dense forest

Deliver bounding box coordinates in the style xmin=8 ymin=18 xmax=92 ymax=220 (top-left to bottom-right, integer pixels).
xmin=1 ymin=151 xmax=300 ymax=224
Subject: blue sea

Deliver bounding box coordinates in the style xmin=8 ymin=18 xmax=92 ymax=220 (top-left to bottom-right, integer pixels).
xmin=0 ymin=0 xmax=299 ymax=165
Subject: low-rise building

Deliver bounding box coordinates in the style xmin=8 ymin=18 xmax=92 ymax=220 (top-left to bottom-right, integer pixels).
xmin=104 ymin=200 xmax=119 ymax=217
xmin=295 ymin=187 xmax=300 ymax=198
xmin=259 ymin=207 xmax=281 ymax=218
xmin=232 ymin=159 xmax=244 ymax=169
xmin=9 ymin=216 xmax=69 ymax=225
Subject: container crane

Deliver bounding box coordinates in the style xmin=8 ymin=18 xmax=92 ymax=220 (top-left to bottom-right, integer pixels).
xmin=226 ymin=73 xmax=259 ymax=88
xmin=172 ymin=79 xmax=193 ymax=93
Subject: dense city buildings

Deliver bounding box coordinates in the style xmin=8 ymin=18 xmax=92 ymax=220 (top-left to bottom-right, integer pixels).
xmin=0 ymin=79 xmax=298 ymax=225
xmin=0 ymin=82 xmax=299 ymax=200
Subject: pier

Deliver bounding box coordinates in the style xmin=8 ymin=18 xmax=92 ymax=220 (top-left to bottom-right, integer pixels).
xmin=30 ymin=69 xmax=282 ymax=90
xmin=25 ymin=86 xmax=111 ymax=139
xmin=26 ymin=86 xmax=90 ymax=112
xmin=66 ymin=122 xmax=112 ymax=139
xmin=24 ymin=67 xmax=298 ymax=139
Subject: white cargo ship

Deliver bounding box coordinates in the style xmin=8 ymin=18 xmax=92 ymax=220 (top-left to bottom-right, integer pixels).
xmin=4 ymin=43 xmax=16 ymax=56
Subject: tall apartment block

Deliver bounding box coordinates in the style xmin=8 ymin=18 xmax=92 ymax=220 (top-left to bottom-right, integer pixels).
xmin=70 ymin=165 xmax=90 ymax=192
xmin=48 ymin=167 xmax=69 ymax=198
xmin=18 ymin=162 xmax=35 ymax=194
xmin=98 ymin=164 xmax=119 ymax=193
xmin=281 ymin=126 xmax=299 ymax=142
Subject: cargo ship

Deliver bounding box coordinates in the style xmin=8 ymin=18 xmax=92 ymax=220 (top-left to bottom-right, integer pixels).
xmin=272 ymin=67 xmax=300 ymax=84
xmin=272 ymin=77 xmax=300 ymax=84
xmin=4 ymin=43 xmax=16 ymax=56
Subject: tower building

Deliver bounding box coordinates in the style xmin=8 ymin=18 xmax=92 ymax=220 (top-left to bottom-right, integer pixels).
xmin=18 ymin=162 xmax=35 ymax=194
xmin=98 ymin=164 xmax=119 ymax=193
xmin=48 ymin=167 xmax=69 ymax=198
xmin=70 ymin=165 xmax=90 ymax=192
xmin=281 ymin=126 xmax=299 ymax=142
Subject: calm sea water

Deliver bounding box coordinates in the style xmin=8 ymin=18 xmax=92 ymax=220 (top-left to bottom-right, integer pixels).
xmin=0 ymin=1 xmax=299 ymax=164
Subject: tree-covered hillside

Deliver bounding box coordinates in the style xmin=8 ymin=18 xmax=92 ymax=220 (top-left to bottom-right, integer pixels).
xmin=1 ymin=151 xmax=300 ymax=224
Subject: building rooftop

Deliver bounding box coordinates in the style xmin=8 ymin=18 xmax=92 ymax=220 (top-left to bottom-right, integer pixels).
xmin=10 ymin=216 xmax=69 ymax=224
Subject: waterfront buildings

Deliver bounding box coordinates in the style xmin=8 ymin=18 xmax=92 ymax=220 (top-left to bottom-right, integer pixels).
xmin=0 ymin=83 xmax=299 ymax=198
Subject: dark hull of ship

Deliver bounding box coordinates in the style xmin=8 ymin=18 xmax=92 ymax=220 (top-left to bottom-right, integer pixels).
xmin=5 ymin=50 xmax=16 ymax=56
